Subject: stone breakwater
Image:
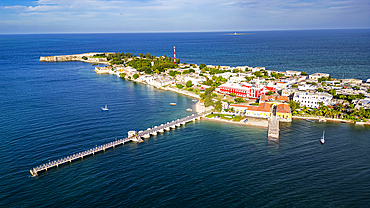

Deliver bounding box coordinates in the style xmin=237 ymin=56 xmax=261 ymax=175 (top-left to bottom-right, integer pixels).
xmin=40 ymin=53 xmax=109 ymax=63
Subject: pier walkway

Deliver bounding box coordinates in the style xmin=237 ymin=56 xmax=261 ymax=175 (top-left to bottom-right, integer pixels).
xmin=267 ymin=105 xmax=279 ymax=140
xmin=30 ymin=113 xmax=205 ymax=176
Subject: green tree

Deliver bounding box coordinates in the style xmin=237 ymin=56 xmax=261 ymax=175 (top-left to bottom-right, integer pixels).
xmin=301 ymin=71 xmax=308 ymax=76
xmin=318 ymin=77 xmax=327 ymax=83
xmin=92 ymin=53 xmax=106 ymax=58
xmin=82 ymin=56 xmax=88 ymax=60
xmin=328 ymin=89 xmax=336 ymax=96
xmin=233 ymin=69 xmax=240 ymax=73
xmin=214 ymin=100 xmax=222 ymax=112
xmin=200 ymin=87 xmax=216 ymax=107
xmin=176 ymin=84 xmax=184 ymax=89
xmin=289 ymin=100 xmax=301 ymax=112
xmin=253 ymin=71 xmax=262 ymax=77
xmin=235 ymin=97 xmax=244 ymax=103
xmin=186 ymin=80 xmax=193 ymax=88
xmin=317 ymin=88 xmax=324 ymax=92
xmin=169 ymin=70 xmax=176 ymax=77
xmin=144 ymin=53 xmax=152 ymax=59
xmin=266 ymin=91 xmax=274 ymax=96
xmin=133 ymin=74 xmax=139 ymax=79
xmin=358 ymin=107 xmax=365 ymax=118
xmin=199 ymin=63 xmax=207 ymax=69
xmin=292 ymin=84 xmax=298 ymax=88
xmin=230 ymin=92 xmax=236 ymax=97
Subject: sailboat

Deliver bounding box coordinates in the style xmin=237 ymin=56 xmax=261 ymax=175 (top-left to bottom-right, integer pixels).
xmin=101 ymin=105 xmax=109 ymax=111
xmin=320 ymin=130 xmax=325 ymax=145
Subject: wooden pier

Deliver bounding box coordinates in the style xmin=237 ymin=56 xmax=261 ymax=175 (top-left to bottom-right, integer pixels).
xmin=30 ymin=113 xmax=204 ymax=176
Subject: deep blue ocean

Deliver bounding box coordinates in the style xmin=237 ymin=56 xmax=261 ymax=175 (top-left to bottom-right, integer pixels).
xmin=0 ymin=30 xmax=369 ymax=207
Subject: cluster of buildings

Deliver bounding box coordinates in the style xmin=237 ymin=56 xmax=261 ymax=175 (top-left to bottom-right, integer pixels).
xmin=230 ymin=95 xmax=291 ymax=121
xmin=95 ymin=57 xmax=370 ymax=121
xmin=216 ymin=82 xmax=275 ymax=98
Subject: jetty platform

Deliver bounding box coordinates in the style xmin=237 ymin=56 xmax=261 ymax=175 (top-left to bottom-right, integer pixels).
xmin=267 ymin=105 xmax=279 ymax=140
xmin=30 ymin=113 xmax=205 ymax=176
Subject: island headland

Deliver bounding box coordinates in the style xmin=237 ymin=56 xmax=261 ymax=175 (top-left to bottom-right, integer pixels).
xmin=40 ymin=52 xmax=370 ymax=126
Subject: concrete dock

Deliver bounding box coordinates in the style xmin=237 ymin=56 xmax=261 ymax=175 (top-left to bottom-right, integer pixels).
xmin=267 ymin=105 xmax=279 ymax=140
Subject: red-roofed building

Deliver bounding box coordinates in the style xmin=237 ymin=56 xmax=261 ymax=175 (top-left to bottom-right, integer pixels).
xmin=230 ymin=103 xmax=291 ymax=121
xmin=260 ymin=95 xmax=289 ymax=102
xmin=216 ymin=82 xmax=275 ymax=98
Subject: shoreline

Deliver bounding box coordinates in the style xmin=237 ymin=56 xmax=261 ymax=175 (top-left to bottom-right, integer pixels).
xmin=202 ymin=116 xmax=268 ymax=128
xmin=292 ymin=116 xmax=370 ymax=125
xmin=40 ymin=54 xmax=370 ymax=127
xmin=130 ymin=79 xmax=269 ymax=127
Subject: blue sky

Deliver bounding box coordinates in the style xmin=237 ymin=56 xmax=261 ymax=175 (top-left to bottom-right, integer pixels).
xmin=0 ymin=0 xmax=369 ymax=34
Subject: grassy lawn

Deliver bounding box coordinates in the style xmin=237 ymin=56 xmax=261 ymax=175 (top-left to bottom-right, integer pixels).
xmin=206 ymin=113 xmax=244 ymax=122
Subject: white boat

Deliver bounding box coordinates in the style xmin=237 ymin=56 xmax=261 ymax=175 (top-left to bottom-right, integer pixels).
xmin=101 ymin=105 xmax=109 ymax=111
xmin=186 ymin=108 xmax=192 ymax=111
xmin=170 ymin=103 xmax=176 ymax=106
xmin=320 ymin=130 xmax=325 ymax=145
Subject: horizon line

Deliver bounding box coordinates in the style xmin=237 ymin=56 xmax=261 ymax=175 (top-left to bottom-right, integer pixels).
xmin=1 ymin=28 xmax=370 ymax=35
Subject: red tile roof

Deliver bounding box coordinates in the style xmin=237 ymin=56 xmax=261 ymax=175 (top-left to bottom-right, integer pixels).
xmin=276 ymin=103 xmax=291 ymax=114
xmin=230 ymin=103 xmax=291 ymax=114
xmin=260 ymin=95 xmax=289 ymax=102
xmin=230 ymin=103 xmax=271 ymax=112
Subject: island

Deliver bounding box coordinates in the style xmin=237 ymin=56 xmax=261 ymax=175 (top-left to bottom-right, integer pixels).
xmin=40 ymin=52 xmax=370 ymax=126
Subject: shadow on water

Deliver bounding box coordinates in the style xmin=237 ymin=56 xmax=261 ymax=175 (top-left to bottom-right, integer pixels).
xmin=266 ymin=139 xmax=279 ymax=154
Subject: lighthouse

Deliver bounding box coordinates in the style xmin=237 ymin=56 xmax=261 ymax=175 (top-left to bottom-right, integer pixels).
xmin=173 ymin=46 xmax=176 ymax=64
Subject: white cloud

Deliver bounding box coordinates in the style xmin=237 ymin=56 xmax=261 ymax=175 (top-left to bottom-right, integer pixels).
xmin=0 ymin=0 xmax=369 ymax=33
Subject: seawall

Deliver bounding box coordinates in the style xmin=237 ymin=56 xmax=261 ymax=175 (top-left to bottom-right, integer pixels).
xmin=40 ymin=53 xmax=109 ymax=64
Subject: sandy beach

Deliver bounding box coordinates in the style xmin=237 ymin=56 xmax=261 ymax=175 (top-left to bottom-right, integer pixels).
xmin=162 ymin=86 xmax=200 ymax=99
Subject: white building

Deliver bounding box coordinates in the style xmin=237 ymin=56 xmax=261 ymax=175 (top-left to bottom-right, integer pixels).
xmin=297 ymin=76 xmax=308 ymax=82
xmin=184 ymin=76 xmax=207 ymax=86
xmin=342 ymin=79 xmax=363 ymax=85
xmin=286 ymin=70 xmax=301 ymax=76
xmin=214 ymin=72 xmax=238 ymax=79
xmin=309 ymin=73 xmax=330 ymax=80
xmin=355 ymin=98 xmax=370 ymax=109
xmin=250 ymin=67 xmax=265 ymax=72
xmin=293 ymin=92 xmax=333 ymax=108
xmin=139 ymin=75 xmax=154 ymax=84
xmin=281 ymin=88 xmax=298 ymax=97
xmin=229 ymin=76 xmax=247 ymax=83
xmin=276 ymin=82 xmax=289 ymax=90
xmin=298 ymin=84 xmax=317 ymax=91
xmin=235 ymin=66 xmax=248 ymax=71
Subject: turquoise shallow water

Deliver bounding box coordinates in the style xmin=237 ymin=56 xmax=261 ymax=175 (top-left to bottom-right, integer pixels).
xmin=0 ymin=30 xmax=369 ymax=207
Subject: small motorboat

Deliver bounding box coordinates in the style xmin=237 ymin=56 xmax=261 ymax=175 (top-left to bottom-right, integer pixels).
xmin=306 ymin=119 xmax=315 ymax=123
xmin=101 ymin=105 xmax=109 ymax=111
xmin=186 ymin=108 xmax=192 ymax=111
xmin=320 ymin=130 xmax=325 ymax=145
xmin=170 ymin=103 xmax=176 ymax=106
xmin=192 ymin=99 xmax=198 ymax=102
